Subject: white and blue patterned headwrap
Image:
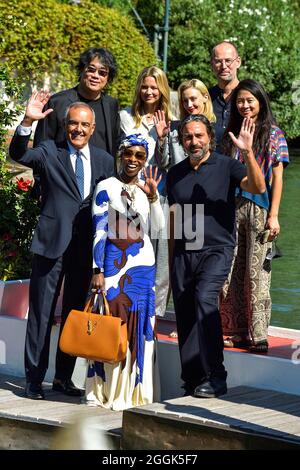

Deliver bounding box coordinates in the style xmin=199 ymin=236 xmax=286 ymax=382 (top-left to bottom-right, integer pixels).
xmin=117 ymin=133 xmax=149 ymax=160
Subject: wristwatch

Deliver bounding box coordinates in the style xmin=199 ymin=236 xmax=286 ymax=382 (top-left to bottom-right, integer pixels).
xmin=93 ymin=267 xmax=104 ymax=274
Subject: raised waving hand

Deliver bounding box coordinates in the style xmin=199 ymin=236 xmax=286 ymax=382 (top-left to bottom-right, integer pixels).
xmin=22 ymin=90 xmax=53 ymax=125
xmin=136 ymin=165 xmax=162 ymax=198
xmin=229 ymin=117 xmax=255 ymax=153
xmin=153 ymin=110 xmax=170 ymax=141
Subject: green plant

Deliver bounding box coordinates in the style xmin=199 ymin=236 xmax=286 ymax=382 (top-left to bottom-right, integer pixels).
xmin=0 ymin=65 xmax=39 ymax=280
xmin=0 ymin=0 xmax=157 ymax=107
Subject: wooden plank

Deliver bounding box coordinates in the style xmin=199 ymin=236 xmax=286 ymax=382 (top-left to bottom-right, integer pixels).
xmin=0 ymin=378 xmax=122 ymax=432
xmin=122 ymin=409 xmax=300 ymax=450
xmin=1 ymin=373 xmax=300 ymax=449
xmin=1 ymin=403 xmax=122 ymax=428
xmin=122 ymin=386 xmax=300 ymax=449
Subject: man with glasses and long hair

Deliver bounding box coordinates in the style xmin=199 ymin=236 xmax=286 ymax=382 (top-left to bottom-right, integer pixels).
xmin=34 ymin=47 xmax=120 ymax=158
xmin=209 ymin=41 xmax=241 ymax=151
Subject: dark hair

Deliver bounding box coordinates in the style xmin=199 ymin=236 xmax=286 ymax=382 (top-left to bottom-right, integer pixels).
xmin=77 ymin=47 xmax=117 ymax=84
xmin=179 ymin=114 xmax=216 ymax=151
xmin=222 ymin=79 xmax=277 ymax=157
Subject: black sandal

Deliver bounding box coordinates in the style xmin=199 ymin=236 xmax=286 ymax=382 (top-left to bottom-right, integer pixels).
xmin=249 ymin=340 xmax=268 ymax=353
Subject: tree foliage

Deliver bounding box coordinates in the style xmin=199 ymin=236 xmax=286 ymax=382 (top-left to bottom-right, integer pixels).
xmin=136 ymin=0 xmax=300 ymax=139
xmin=0 ymin=0 xmax=156 ymax=107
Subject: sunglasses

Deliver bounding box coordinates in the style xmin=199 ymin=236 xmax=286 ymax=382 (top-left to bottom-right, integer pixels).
xmin=122 ymin=149 xmax=147 ymax=160
xmin=85 ymin=66 xmax=109 ymax=78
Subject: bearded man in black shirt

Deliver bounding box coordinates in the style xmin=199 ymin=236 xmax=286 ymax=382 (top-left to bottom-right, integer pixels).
xmin=167 ymin=114 xmax=265 ymax=398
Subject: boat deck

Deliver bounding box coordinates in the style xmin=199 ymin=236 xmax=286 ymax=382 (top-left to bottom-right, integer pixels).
xmin=0 ymin=373 xmax=122 ymax=450
xmin=1 ymin=373 xmax=300 ymax=450
xmin=122 ymin=385 xmax=300 ymax=450
xmin=158 ymin=318 xmax=300 ymax=360
xmin=1 ymin=317 xmax=300 ymax=450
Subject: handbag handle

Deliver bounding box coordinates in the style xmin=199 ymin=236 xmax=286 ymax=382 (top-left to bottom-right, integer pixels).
xmin=84 ymin=294 xmax=96 ymax=313
xmin=84 ymin=291 xmax=111 ymax=316
xmin=100 ymin=291 xmax=111 ymax=317
xmin=84 ymin=291 xmax=112 ymax=336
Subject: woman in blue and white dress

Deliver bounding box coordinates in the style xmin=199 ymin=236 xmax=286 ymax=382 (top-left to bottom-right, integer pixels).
xmin=85 ymin=134 xmax=164 ymax=410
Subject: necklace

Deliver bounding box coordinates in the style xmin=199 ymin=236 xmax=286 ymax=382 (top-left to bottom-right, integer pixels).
xmin=118 ymin=174 xmax=138 ymax=210
xmin=143 ymin=108 xmax=154 ymax=123
xmin=145 ymin=113 xmax=154 ymax=126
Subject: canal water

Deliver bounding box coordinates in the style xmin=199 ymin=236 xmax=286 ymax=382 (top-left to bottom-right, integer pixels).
xmin=271 ymin=152 xmax=300 ymax=329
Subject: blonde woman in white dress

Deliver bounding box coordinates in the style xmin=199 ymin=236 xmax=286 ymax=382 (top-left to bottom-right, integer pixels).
xmin=119 ymin=65 xmax=173 ymax=166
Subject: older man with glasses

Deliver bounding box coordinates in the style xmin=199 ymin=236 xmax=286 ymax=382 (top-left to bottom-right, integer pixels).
xmin=209 ymin=41 xmax=241 ymax=151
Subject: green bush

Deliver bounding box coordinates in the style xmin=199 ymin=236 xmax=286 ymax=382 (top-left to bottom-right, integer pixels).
xmin=0 ymin=0 xmax=157 ymax=107
xmin=0 ymin=65 xmax=39 ymax=280
xmin=136 ymin=0 xmax=300 ymax=139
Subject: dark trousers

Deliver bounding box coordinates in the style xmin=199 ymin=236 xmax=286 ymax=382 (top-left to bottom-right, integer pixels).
xmin=25 ymin=242 xmax=92 ymax=384
xmin=171 ymin=246 xmax=233 ymax=393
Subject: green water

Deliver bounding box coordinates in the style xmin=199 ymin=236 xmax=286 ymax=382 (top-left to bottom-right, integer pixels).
xmin=270 ymin=153 xmax=300 ymax=329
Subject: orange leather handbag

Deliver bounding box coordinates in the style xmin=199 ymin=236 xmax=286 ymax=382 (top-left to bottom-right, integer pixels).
xmin=59 ymin=292 xmax=127 ymax=363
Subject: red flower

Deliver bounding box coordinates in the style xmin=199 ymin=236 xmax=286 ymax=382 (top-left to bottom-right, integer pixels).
xmin=2 ymin=232 xmax=13 ymax=241
xmin=7 ymin=251 xmax=18 ymax=257
xmin=16 ymin=177 xmax=32 ymax=192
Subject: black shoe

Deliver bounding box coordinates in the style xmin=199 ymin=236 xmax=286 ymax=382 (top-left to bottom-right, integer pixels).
xmin=25 ymin=382 xmax=45 ymax=400
xmin=52 ymin=379 xmax=83 ymax=396
xmin=194 ymin=377 xmax=227 ymax=398
xmin=182 ymin=384 xmax=194 ymax=397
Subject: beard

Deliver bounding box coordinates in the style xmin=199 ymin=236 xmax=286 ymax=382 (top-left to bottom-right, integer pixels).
xmin=218 ymin=71 xmax=235 ymax=82
xmin=185 ymin=144 xmax=210 ymax=162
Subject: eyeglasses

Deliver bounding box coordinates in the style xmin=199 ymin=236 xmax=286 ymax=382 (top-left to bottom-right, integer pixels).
xmin=85 ymin=66 xmax=109 ymax=78
xmin=213 ymin=57 xmax=239 ymax=67
xmin=123 ymin=149 xmax=147 ymax=160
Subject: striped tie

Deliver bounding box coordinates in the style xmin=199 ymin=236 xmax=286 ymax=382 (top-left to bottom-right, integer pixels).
xmin=75 ymin=150 xmax=84 ymax=199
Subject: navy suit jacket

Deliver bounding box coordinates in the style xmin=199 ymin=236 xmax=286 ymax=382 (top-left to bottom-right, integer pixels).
xmin=9 ymin=132 xmax=114 ymax=265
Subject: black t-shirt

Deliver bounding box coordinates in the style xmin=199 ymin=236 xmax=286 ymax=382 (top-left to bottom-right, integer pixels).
xmin=166 ymin=152 xmax=247 ymax=250
xmin=77 ymin=92 xmax=109 ymax=151
xmin=209 ymin=85 xmax=233 ymax=152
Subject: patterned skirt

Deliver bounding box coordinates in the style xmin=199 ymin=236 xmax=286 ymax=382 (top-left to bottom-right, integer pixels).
xmin=220 ymin=197 xmax=272 ymax=343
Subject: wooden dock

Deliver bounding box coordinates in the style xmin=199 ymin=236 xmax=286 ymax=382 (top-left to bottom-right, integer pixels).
xmin=123 ymin=386 xmax=300 ymax=450
xmin=1 ymin=374 xmax=300 ymax=450
xmin=0 ymin=374 xmax=122 ymax=450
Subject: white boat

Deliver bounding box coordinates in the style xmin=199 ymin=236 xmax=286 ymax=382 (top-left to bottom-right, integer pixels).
xmin=1 ymin=299 xmax=300 ymax=450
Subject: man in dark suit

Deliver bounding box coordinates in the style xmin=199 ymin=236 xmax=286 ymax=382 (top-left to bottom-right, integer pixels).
xmin=34 ymin=47 xmax=120 ymax=157
xmin=9 ymin=90 xmax=114 ymax=400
